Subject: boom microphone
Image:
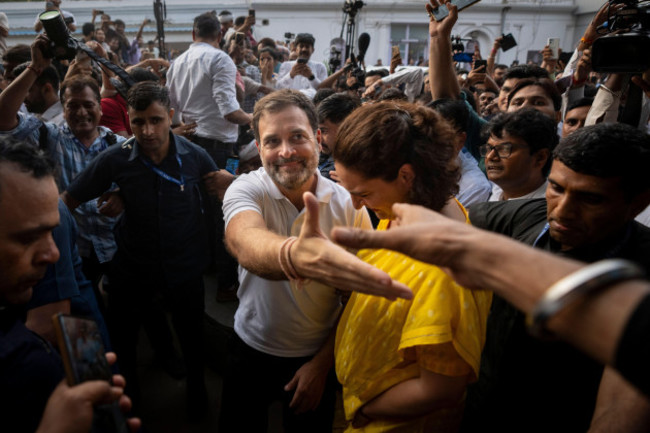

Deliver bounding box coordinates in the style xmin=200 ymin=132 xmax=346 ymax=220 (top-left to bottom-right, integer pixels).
xmin=357 ymin=32 xmax=370 ymax=63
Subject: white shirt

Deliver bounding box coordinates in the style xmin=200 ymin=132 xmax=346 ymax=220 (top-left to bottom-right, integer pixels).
xmin=39 ymin=100 xmax=65 ymax=127
xmin=381 ymin=66 xmax=424 ymax=102
xmin=276 ymin=59 xmax=328 ymax=91
xmin=456 ymin=150 xmax=491 ymax=207
xmin=223 ymin=168 xmax=371 ymax=357
xmin=636 ymin=205 xmax=650 ymax=227
xmin=166 ymin=42 xmax=241 ymax=142
xmin=489 ymin=180 xmax=548 ymax=202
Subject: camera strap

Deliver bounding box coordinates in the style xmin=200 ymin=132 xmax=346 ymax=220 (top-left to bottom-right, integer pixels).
xmin=77 ymin=44 xmax=135 ymax=88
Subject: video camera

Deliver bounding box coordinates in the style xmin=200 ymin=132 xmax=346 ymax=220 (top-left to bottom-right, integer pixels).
xmin=591 ymin=0 xmax=650 ymax=73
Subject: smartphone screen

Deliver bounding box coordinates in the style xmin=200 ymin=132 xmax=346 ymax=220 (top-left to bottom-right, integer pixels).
xmin=53 ymin=314 xmax=111 ymax=385
xmin=53 ymin=314 xmax=128 ymax=433
xmin=297 ymin=58 xmax=308 ymax=64
xmin=431 ymin=0 xmax=482 ymax=21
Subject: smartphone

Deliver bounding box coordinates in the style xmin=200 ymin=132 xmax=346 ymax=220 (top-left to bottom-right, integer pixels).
xmin=474 ymin=59 xmax=487 ymax=70
xmin=430 ymin=0 xmax=482 ymax=21
xmin=248 ymin=8 xmax=255 ymax=17
xmin=453 ymin=52 xmax=474 ymax=63
xmin=53 ymin=314 xmax=128 ymax=433
xmin=547 ymin=37 xmax=560 ymax=59
xmin=391 ymin=45 xmax=401 ymax=61
xmin=297 ymin=58 xmax=308 ymax=64
xmin=235 ymin=32 xmax=245 ymax=45
xmin=500 ymin=33 xmax=517 ymax=51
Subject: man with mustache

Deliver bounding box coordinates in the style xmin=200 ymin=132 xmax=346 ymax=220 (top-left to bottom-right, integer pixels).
xmin=275 ymin=33 xmax=327 ymax=94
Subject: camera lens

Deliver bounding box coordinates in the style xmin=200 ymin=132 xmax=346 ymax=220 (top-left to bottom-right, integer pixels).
xmin=39 ymin=10 xmax=69 ymax=46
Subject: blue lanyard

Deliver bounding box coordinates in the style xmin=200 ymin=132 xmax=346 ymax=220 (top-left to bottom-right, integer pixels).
xmin=140 ymin=154 xmax=185 ymax=191
xmin=533 ymin=223 xmax=550 ymax=248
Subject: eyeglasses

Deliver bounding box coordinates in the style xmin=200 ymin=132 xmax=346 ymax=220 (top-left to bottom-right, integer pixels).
xmin=479 ymin=142 xmax=513 ymax=159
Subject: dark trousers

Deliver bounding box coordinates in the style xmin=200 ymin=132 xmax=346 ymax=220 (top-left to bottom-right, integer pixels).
xmin=190 ymin=134 xmax=238 ymax=289
xmin=107 ymin=270 xmax=206 ymax=410
xmin=218 ymin=333 xmax=337 ymax=433
xmin=190 ymin=135 xmax=234 ymax=169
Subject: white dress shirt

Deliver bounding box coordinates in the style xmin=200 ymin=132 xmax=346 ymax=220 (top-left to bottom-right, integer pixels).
xmin=166 ymin=42 xmax=241 ymax=143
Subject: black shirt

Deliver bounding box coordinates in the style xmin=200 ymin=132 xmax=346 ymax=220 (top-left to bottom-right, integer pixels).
xmin=0 ymin=306 xmax=64 ymax=433
xmin=462 ymin=198 xmax=650 ymax=433
xmin=67 ymin=133 xmax=218 ymax=287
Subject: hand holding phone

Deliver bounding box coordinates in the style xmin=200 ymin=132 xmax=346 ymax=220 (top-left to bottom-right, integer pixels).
xmin=53 ymin=314 xmax=128 ymax=433
xmin=547 ymin=37 xmax=560 ymax=59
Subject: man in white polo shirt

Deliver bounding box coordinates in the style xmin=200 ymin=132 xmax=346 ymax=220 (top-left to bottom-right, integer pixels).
xmin=220 ymin=89 xmax=410 ymax=432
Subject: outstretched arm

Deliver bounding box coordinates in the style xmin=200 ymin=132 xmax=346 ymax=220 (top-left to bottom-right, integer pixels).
xmin=224 ymin=190 xmax=413 ymax=300
xmin=0 ymin=35 xmax=51 ymax=131
xmin=331 ymin=203 xmax=650 ymax=371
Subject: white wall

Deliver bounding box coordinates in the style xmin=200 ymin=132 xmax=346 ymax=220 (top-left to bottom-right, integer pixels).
xmin=3 ymin=0 xmax=581 ymax=65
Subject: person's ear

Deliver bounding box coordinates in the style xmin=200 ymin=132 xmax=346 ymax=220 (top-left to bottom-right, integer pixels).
xmin=315 ymin=129 xmax=322 ymax=153
xmin=398 ymin=163 xmax=415 ymax=190
xmin=534 ymin=148 xmax=550 ymax=169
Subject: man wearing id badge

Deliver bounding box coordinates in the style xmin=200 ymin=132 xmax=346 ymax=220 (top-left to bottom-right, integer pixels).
xmin=62 ymin=82 xmax=230 ymax=417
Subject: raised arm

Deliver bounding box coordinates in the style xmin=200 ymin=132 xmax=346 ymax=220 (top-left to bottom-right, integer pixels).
xmin=0 ymin=35 xmax=51 ymax=131
xmin=426 ymin=0 xmax=461 ymax=100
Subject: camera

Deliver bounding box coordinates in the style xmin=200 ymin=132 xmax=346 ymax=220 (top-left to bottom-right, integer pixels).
xmin=39 ymin=10 xmax=77 ymax=60
xmin=591 ymin=0 xmax=650 ymax=73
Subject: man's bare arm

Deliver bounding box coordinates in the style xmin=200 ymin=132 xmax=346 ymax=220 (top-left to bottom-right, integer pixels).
xmin=427 ymin=0 xmax=461 ymax=100
xmin=224 ymin=109 xmax=253 ymax=125
xmin=225 ymin=192 xmax=413 ymax=299
xmin=225 ymin=210 xmax=287 ymax=280
xmin=331 ymin=203 xmax=650 ymax=368
xmin=588 ymin=367 xmax=650 ymax=433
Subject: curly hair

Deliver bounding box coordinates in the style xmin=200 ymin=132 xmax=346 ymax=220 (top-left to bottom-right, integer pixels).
xmin=333 ymin=101 xmax=459 ymax=212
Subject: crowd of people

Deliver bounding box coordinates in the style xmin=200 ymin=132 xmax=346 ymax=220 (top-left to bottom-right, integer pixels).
xmin=2 ymin=0 xmax=650 ymax=432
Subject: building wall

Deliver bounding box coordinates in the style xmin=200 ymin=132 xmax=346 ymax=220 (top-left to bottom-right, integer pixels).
xmin=2 ymin=0 xmax=585 ymax=66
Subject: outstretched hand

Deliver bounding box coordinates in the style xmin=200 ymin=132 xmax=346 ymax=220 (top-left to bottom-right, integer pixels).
xmin=290 ymin=192 xmax=413 ymax=300
xmin=332 ymin=203 xmax=485 ymax=290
